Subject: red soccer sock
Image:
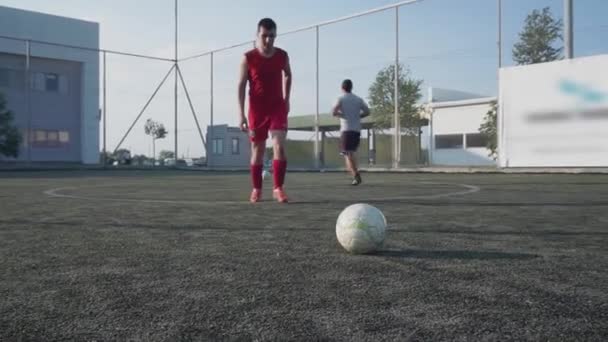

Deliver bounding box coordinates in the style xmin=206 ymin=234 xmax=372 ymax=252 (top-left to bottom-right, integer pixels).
xmin=273 ymin=159 xmax=287 ymax=189
xmin=250 ymin=164 xmax=263 ymax=189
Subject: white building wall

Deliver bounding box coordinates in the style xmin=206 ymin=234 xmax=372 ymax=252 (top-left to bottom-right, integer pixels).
xmin=431 ymin=148 xmax=494 ymax=166
xmin=430 ymin=99 xmax=496 ymax=166
xmin=433 ymin=103 xmax=489 ymax=134
xmin=0 ymin=6 xmax=99 ymax=164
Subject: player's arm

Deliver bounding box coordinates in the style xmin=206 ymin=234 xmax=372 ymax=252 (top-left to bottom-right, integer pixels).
xmin=283 ymin=54 xmax=292 ymax=114
xmin=360 ymin=99 xmax=371 ymax=118
xmin=238 ymin=55 xmax=248 ymax=131
xmin=332 ymin=98 xmax=344 ymax=118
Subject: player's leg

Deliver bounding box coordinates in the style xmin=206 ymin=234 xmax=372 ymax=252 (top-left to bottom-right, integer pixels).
xmin=344 ymin=131 xmax=362 ymax=185
xmin=347 ymin=152 xmax=361 ymax=185
xmin=340 ymin=131 xmax=351 ymax=177
xmin=267 ymin=103 xmax=289 ymax=202
xmin=270 ymin=129 xmax=288 ymax=203
xmin=248 ymin=116 xmax=269 ymax=203
xmin=347 ymin=153 xmax=358 ymax=176
xmin=343 ymin=152 xmax=354 ymax=176
xmin=343 ymin=154 xmax=351 ymax=175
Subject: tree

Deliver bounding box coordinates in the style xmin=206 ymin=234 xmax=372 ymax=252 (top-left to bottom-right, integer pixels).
xmin=158 ymin=150 xmax=175 ymax=161
xmin=0 ymin=93 xmax=22 ymax=158
xmin=479 ymin=101 xmax=498 ymax=160
xmin=368 ymin=63 xmax=425 ymax=135
xmin=512 ymin=7 xmax=563 ymax=65
xmin=101 ymin=148 xmax=131 ymax=165
xmin=101 ymin=151 xmax=115 ymax=165
xmin=144 ymin=118 xmax=167 ymax=161
xmin=131 ymin=154 xmax=153 ymax=166
xmin=114 ymin=148 xmax=132 ymax=165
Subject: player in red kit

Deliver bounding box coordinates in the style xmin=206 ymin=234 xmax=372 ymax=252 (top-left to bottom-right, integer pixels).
xmin=238 ymin=18 xmax=292 ymax=203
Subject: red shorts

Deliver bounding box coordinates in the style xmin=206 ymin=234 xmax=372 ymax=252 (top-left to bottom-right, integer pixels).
xmin=248 ymin=101 xmax=287 ymax=142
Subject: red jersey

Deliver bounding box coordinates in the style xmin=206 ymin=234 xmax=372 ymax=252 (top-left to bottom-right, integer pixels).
xmin=245 ymin=47 xmax=288 ymax=110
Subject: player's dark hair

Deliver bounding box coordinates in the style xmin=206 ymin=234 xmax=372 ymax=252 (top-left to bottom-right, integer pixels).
xmin=342 ymin=79 xmax=353 ymax=92
xmin=258 ymin=18 xmax=277 ymax=32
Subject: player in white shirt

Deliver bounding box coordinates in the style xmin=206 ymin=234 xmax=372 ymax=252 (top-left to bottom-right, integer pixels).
xmin=332 ymin=79 xmax=370 ymax=185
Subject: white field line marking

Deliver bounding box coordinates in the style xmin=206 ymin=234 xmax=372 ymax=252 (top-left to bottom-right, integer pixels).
xmin=43 ymin=183 xmax=481 ymax=205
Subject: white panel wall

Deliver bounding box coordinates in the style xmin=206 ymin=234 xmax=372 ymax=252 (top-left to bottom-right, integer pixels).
xmin=499 ymin=54 xmax=608 ymax=167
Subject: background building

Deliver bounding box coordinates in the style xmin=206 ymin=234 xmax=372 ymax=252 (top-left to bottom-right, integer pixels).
xmin=0 ymin=5 xmax=99 ymax=164
xmin=426 ymin=87 xmax=496 ymax=166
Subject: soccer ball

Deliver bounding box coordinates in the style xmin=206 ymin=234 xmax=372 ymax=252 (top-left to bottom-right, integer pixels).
xmin=336 ymin=203 xmax=387 ymax=254
xmin=262 ymin=170 xmax=270 ymax=180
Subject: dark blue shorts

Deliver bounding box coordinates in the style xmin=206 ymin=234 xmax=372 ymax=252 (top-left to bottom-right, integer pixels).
xmin=340 ymin=131 xmax=361 ymax=155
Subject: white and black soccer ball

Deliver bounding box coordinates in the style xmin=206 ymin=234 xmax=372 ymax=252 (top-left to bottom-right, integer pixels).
xmin=336 ymin=203 xmax=387 ymax=254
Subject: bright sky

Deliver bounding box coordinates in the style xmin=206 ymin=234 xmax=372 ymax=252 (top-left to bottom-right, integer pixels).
xmin=2 ymin=0 xmax=607 ymax=157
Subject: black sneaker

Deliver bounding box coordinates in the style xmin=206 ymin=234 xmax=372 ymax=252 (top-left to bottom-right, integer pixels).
xmin=351 ymin=173 xmax=362 ymax=186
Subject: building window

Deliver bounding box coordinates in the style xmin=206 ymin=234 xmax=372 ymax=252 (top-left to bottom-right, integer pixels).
xmin=32 ymin=73 xmax=45 ymax=91
xmin=45 ymin=73 xmax=59 ymax=92
xmin=31 ymin=72 xmax=67 ymax=93
xmin=59 ymin=131 xmax=70 ymax=143
xmin=435 ymin=134 xmax=463 ymax=149
xmin=465 ymin=133 xmax=488 ymax=148
xmin=231 ymin=138 xmax=240 ymax=155
xmin=30 ymin=129 xmax=70 ymax=148
xmin=47 ymin=131 xmax=59 ymax=145
xmin=212 ymin=138 xmax=224 ymax=155
xmin=34 ymin=130 xmax=47 ymax=143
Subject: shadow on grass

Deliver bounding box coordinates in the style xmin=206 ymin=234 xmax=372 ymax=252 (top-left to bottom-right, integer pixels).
xmin=375 ymin=249 xmax=539 ymax=260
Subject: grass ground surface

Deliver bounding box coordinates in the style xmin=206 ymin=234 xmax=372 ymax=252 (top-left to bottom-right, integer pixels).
xmin=1 ymin=170 xmax=607 ymax=341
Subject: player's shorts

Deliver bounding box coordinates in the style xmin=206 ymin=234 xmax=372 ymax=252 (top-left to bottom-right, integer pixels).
xmin=248 ymin=101 xmax=288 ymax=143
xmin=340 ymin=131 xmax=361 ymax=155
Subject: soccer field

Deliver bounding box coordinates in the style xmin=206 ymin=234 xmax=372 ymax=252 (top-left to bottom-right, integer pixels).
xmin=1 ymin=170 xmax=607 ymax=340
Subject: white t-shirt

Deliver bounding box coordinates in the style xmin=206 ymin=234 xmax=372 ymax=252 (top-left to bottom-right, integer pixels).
xmin=334 ymin=92 xmax=370 ymax=132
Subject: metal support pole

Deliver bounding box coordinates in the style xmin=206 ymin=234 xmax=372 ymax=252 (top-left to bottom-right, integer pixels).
xmin=564 ymin=0 xmax=573 ymax=59
xmin=174 ymin=0 xmax=179 ymax=161
xmin=25 ymin=40 xmax=31 ymax=163
xmin=103 ymin=51 xmax=107 ymax=167
xmin=370 ymin=129 xmax=376 ymax=166
xmin=209 ymin=52 xmax=214 ymax=168
xmin=314 ymin=25 xmax=320 ymax=169
xmin=428 ymin=106 xmax=433 ymax=166
xmin=498 ymin=0 xmax=502 ymax=68
xmin=393 ymin=7 xmax=400 ymax=168
xmin=367 ymin=129 xmax=371 ymax=166
xmin=320 ymin=131 xmax=325 ymax=168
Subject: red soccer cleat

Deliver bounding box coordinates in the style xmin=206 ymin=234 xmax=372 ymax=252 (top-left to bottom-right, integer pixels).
xmin=250 ymin=188 xmax=262 ymax=203
xmin=272 ymin=187 xmax=289 ymax=203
